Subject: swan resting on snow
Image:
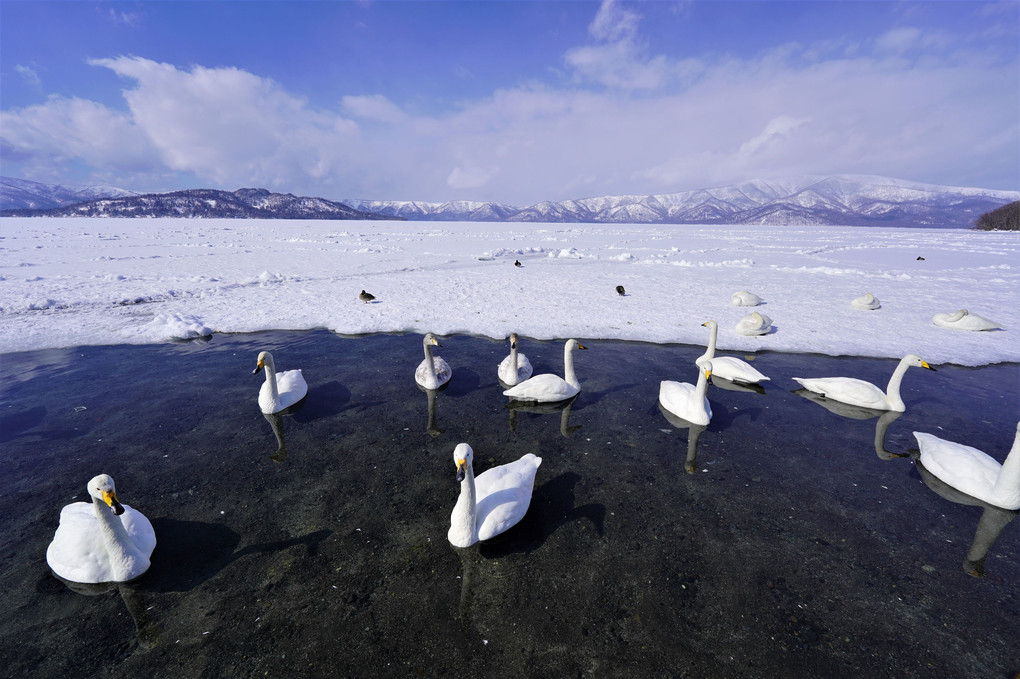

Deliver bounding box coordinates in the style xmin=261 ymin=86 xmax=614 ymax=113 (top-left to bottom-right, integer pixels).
xmin=697 ymin=320 xmax=769 ymax=384
xmin=932 ymin=309 xmax=1000 ymax=331
xmin=659 ymin=360 xmax=713 ymax=426
xmin=792 ymin=353 xmax=935 ymax=412
xmin=448 ymin=443 xmax=542 ymax=547
xmin=735 ymin=311 xmax=772 ymax=336
xmin=851 ymin=293 xmax=881 ymax=310
xmin=253 ymin=351 xmax=308 ymax=414
xmin=497 ymin=333 xmax=534 ymax=387
xmin=503 ymin=339 xmax=586 ymax=403
xmin=731 ymin=290 xmax=762 ymax=306
xmin=46 ymin=474 xmax=157 ymax=583
xmin=415 ymin=333 xmax=452 ymax=389
xmin=914 ymin=422 xmax=1020 ymax=511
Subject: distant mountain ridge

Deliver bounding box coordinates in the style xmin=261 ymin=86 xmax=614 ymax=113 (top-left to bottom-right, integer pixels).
xmin=2 ymin=174 xmax=1016 ymax=227
xmin=343 ymin=175 xmax=1019 ymax=228
xmin=1 ymin=176 xmax=137 ymax=211
xmin=0 ymin=186 xmax=392 ymax=221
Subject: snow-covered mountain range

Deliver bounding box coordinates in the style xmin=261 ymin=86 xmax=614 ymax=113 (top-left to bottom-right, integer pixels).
xmin=343 ymin=175 xmax=1018 ymax=227
xmin=1 ymin=176 xmax=137 ymax=211
xmin=2 ymin=174 xmax=1016 ymax=227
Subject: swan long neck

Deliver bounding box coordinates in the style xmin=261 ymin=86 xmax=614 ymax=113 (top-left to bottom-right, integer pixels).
xmin=450 ymin=464 xmax=477 ymax=543
xmin=92 ymin=499 xmax=141 ymax=581
xmin=695 ymin=367 xmax=710 ymax=401
xmin=563 ymin=344 xmax=579 ymax=389
xmin=697 ymin=323 xmax=717 ymax=363
xmin=263 ymin=360 xmax=280 ymax=403
xmin=989 ymin=427 xmax=1020 ymax=508
xmin=883 ymin=357 xmax=912 ymax=410
xmin=423 ymin=341 xmax=438 ymax=380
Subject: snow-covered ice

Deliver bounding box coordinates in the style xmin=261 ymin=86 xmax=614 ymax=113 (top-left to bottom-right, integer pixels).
xmin=0 ymin=218 xmax=1016 ymax=366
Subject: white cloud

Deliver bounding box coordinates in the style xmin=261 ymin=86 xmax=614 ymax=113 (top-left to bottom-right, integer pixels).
xmin=15 ymin=65 xmax=41 ymax=88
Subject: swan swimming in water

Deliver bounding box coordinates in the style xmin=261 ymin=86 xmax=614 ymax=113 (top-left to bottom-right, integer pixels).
xmin=792 ymin=353 xmax=936 ymax=412
xmin=448 ymin=443 xmax=542 ymax=547
xmin=696 ymin=320 xmax=769 ymax=384
xmin=46 ymin=474 xmax=156 ymax=584
xmin=658 ymin=360 xmax=713 ymax=426
xmin=851 ymin=293 xmax=881 ymax=310
xmin=497 ymin=333 xmax=533 ymax=387
xmin=914 ymin=422 xmax=1020 ymax=511
xmin=932 ymin=309 xmax=1000 ymax=331
xmin=503 ymin=339 xmax=586 ymax=403
xmin=253 ymin=351 xmax=308 ymax=414
xmin=735 ymin=311 xmax=772 ymax=336
xmin=415 ymin=333 xmax=452 ymax=389
xmin=731 ymin=291 xmax=762 ymax=307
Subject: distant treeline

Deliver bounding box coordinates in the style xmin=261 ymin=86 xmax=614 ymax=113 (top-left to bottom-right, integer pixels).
xmin=974 ymin=200 xmax=1019 ymax=231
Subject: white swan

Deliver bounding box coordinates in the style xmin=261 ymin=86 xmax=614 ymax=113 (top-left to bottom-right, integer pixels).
xmin=448 ymin=443 xmax=542 ymax=547
xmin=658 ymin=360 xmax=713 ymax=426
xmin=851 ymin=293 xmax=881 ymax=310
xmin=503 ymin=339 xmax=586 ymax=403
xmin=415 ymin=333 xmax=452 ymax=389
xmin=735 ymin=311 xmax=772 ymax=336
xmin=497 ymin=333 xmax=533 ymax=386
xmin=914 ymin=422 xmax=1020 ymax=511
xmin=696 ymin=320 xmax=769 ymax=384
xmin=46 ymin=474 xmax=156 ymax=583
xmin=932 ymin=309 xmax=1001 ymax=331
xmin=253 ymin=350 xmax=308 ymax=414
xmin=731 ymin=290 xmax=762 ymax=306
xmin=792 ymin=353 xmax=935 ymax=412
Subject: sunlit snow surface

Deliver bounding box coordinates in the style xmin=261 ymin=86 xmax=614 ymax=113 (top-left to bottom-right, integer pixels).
xmin=0 ymin=218 xmax=1015 ymax=365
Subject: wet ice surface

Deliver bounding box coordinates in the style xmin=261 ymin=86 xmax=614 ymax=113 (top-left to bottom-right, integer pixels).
xmin=1 ymin=331 xmax=1017 ymax=678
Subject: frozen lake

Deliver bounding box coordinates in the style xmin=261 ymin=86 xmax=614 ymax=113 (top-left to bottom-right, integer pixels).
xmin=2 ymin=330 xmax=1017 ymax=677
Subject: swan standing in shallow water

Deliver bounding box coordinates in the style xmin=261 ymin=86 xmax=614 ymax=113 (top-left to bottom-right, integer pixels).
xmin=735 ymin=311 xmax=772 ymax=336
xmin=851 ymin=293 xmax=881 ymax=310
xmin=659 ymin=360 xmax=713 ymax=426
xmin=497 ymin=333 xmax=533 ymax=386
xmin=792 ymin=353 xmax=935 ymax=412
xmin=253 ymin=351 xmax=308 ymax=414
xmin=46 ymin=474 xmax=156 ymax=583
xmin=914 ymin=422 xmax=1020 ymax=511
xmin=932 ymin=309 xmax=1001 ymax=331
xmin=696 ymin=320 xmax=769 ymax=384
xmin=415 ymin=333 xmax=452 ymax=389
xmin=448 ymin=443 xmax=542 ymax=548
xmin=503 ymin=339 xmax=586 ymax=403
xmin=731 ymin=290 xmax=762 ymax=306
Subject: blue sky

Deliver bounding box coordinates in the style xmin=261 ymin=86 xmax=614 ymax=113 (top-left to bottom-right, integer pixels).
xmin=1 ymin=1 xmax=1017 ymax=205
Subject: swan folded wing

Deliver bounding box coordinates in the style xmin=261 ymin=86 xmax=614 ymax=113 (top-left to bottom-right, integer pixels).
xmin=474 ymin=456 xmax=541 ymax=541
xmin=416 ymin=357 xmax=452 ymax=388
xmin=710 ymin=356 xmax=769 ymax=383
xmin=791 ymin=377 xmax=886 ymax=409
xmin=916 ymin=433 xmax=1002 ymax=500
xmin=47 ymin=504 xmax=103 ymax=581
xmin=120 ymin=505 xmax=158 ymax=555
xmin=276 ymin=370 xmax=308 ymax=404
xmin=658 ymin=380 xmax=711 ymax=424
xmin=503 ymin=374 xmax=576 ymax=402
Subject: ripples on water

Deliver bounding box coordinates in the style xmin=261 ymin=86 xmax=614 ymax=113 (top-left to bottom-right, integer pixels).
xmin=1 ymin=330 xmax=1017 ymax=678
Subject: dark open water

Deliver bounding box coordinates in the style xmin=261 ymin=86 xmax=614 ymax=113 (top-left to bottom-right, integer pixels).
xmin=0 ymin=330 xmax=1017 ymax=678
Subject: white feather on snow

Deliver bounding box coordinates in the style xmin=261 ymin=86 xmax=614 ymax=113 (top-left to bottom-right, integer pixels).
xmin=0 ymin=218 xmax=1016 ymax=366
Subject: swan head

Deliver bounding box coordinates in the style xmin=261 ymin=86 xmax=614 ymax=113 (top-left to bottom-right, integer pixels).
xmin=509 ymin=332 xmax=519 ymax=349
xmin=701 ymin=320 xmax=718 ymax=330
xmin=453 ymin=443 xmax=474 ymax=482
xmin=253 ymin=350 xmax=274 ymax=374
xmin=566 ymin=339 xmax=587 ymax=352
xmin=696 ymin=359 xmax=713 ymax=379
xmin=904 ymin=354 xmax=937 ymax=372
xmin=87 ymin=474 xmax=125 ymax=516
xmin=424 ymin=333 xmax=442 ymax=348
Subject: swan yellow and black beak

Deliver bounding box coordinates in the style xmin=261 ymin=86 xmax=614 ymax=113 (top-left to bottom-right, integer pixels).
xmin=253 ymin=359 xmax=265 ymax=375
xmin=102 ymin=490 xmax=125 ymax=516
xmin=577 ymin=343 xmax=588 ymax=350
xmin=455 ymin=457 xmax=467 ymax=482
xmin=921 ymin=360 xmax=936 ymax=372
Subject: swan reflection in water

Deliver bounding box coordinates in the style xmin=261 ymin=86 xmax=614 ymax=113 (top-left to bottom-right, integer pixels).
xmin=505 ymin=394 xmax=580 ymax=437
xmin=419 ymin=384 xmax=448 ymax=437
xmin=52 ymin=576 xmax=161 ymax=649
xmin=792 ymin=389 xmax=906 ymax=460
xmin=658 ymin=402 xmax=709 ymax=474
xmin=912 ymin=456 xmax=1018 ymax=577
xmin=261 ymin=397 xmax=306 ymax=463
